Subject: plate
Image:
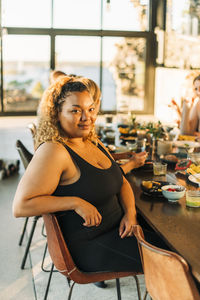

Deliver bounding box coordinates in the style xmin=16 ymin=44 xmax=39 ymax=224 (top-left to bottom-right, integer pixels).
xmin=188 ymin=174 xmax=200 ymax=186
xmin=173 ymin=141 xmax=200 ymax=149
xmin=141 ymin=180 xmax=174 ymax=197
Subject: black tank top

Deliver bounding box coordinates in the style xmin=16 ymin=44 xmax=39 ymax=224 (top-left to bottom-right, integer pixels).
xmin=53 ymin=143 xmax=124 ymax=241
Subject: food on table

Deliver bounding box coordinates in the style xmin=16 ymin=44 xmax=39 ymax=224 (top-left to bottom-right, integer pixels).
xmin=178 ymin=135 xmax=196 ymax=141
xmin=141 ymin=180 xmax=162 ymax=192
xmin=120 ymin=136 xmax=137 ymax=141
xmin=118 ymin=127 xmax=129 ymax=134
xmin=142 ymin=181 xmax=153 ymax=189
xmin=166 ymin=187 xmax=184 ymax=192
xmin=161 ymin=185 xmax=185 ymax=202
xmin=187 ymin=163 xmax=200 ymax=174
xmin=164 ymin=154 xmax=179 ymax=163
xmin=175 ymin=159 xmax=192 ymax=171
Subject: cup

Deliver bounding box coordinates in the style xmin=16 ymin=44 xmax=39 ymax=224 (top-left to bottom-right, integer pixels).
xmin=186 ymin=190 xmax=200 ymax=207
xmin=157 ymin=140 xmax=172 ymax=156
xmin=153 ymin=162 xmax=167 ymax=175
xmin=137 ymin=139 xmax=146 ymax=152
xmin=126 ymin=140 xmax=137 ymax=151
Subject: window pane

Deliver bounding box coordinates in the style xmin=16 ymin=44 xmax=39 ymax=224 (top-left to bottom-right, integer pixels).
xmin=53 ymin=0 xmax=101 ymax=29
xmin=3 ymin=35 xmax=50 ymax=112
xmin=55 ymin=36 xmax=100 ymax=84
xmin=165 ymin=0 xmax=200 ymax=68
xmin=2 ymin=0 xmax=51 ymax=28
xmin=102 ymin=37 xmax=146 ymax=112
xmin=102 ymin=0 xmax=149 ymax=31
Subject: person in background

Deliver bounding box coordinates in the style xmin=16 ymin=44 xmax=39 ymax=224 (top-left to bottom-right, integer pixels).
xmin=13 ymin=76 xmax=167 ymax=289
xmin=168 ymin=73 xmax=200 ymax=137
xmin=49 ymin=70 xmax=147 ymax=174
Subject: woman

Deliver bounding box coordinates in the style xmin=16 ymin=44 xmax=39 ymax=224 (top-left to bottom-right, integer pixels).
xmin=13 ymin=76 xmax=163 ymax=275
xmin=169 ymin=74 xmax=200 ymax=137
xmin=50 ymin=70 xmax=147 ymax=174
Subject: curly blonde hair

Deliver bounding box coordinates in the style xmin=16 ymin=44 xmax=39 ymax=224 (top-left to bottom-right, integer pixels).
xmin=35 ymin=76 xmax=98 ymax=149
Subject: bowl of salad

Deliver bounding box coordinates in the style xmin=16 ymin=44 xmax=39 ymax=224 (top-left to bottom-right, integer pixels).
xmin=161 ymin=185 xmax=185 ymax=202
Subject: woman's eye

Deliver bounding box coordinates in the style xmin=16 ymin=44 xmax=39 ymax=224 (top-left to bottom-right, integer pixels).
xmin=71 ymin=109 xmax=81 ymax=113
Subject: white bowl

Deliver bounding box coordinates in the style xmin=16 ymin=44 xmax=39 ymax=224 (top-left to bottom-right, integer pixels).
xmin=161 ymin=185 xmax=185 ymax=202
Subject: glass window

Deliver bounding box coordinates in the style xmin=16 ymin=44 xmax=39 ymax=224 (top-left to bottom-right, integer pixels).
xmin=3 ymin=35 xmax=50 ymax=112
xmin=2 ymin=0 xmax=51 ymax=28
xmin=102 ymin=37 xmax=146 ymax=112
xmin=55 ymin=35 xmax=100 ymax=84
xmin=102 ymin=0 xmax=149 ymax=31
xmin=164 ymin=0 xmax=200 ymax=68
xmin=53 ymin=0 xmax=101 ymax=29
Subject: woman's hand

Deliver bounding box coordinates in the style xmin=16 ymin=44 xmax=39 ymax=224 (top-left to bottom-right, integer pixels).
xmin=74 ymin=198 xmax=102 ymax=227
xmin=119 ymin=213 xmax=138 ymax=239
xmin=130 ymin=151 xmax=147 ymax=169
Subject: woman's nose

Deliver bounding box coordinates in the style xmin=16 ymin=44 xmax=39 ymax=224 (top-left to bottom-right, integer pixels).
xmin=81 ymin=110 xmax=89 ymax=121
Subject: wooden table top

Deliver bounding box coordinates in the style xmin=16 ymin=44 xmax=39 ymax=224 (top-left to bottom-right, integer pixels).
xmin=126 ymin=169 xmax=200 ymax=282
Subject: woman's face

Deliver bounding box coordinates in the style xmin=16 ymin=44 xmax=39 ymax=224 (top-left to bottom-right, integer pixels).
xmin=193 ymin=79 xmax=200 ymax=98
xmin=58 ymin=90 xmax=96 ymax=139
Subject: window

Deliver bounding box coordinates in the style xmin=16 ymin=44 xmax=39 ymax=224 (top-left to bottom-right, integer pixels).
xmin=102 ymin=37 xmax=146 ymax=112
xmin=0 ymin=0 xmax=153 ymax=115
xmin=53 ymin=0 xmax=101 ymax=29
xmin=3 ymin=35 xmax=50 ymax=112
xmin=55 ymin=36 xmax=100 ymax=84
xmin=102 ymin=0 xmax=149 ymax=31
xmin=2 ymin=0 xmax=51 ymax=28
xmin=164 ymin=0 xmax=200 ymax=68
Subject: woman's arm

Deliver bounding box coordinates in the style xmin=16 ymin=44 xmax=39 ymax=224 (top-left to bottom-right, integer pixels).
xmin=118 ymin=176 xmax=137 ymax=238
xmin=13 ymin=142 xmax=101 ymax=227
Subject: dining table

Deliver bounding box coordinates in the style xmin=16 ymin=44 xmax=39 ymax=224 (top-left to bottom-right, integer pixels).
xmin=126 ymin=168 xmax=200 ymax=283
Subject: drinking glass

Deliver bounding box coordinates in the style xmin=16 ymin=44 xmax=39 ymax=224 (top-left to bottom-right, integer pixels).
xmin=153 ymin=162 xmax=167 ymax=175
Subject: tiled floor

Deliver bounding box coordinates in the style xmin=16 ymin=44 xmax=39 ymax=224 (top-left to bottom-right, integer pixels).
xmin=0 ymin=117 xmax=146 ymax=300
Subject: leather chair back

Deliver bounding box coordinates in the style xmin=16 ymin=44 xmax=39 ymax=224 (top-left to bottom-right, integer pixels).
xmin=133 ymin=225 xmax=200 ymax=300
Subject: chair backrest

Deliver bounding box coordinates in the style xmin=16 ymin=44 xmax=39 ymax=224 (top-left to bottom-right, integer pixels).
xmin=27 ymin=122 xmax=37 ymax=138
xmin=43 ymin=213 xmax=137 ymax=284
xmin=133 ymin=225 xmax=200 ymax=300
xmin=16 ymin=140 xmax=33 ymax=170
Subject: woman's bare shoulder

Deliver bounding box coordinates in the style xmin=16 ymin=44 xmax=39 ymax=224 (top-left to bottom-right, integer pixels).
xmin=34 ymin=142 xmax=71 ymax=164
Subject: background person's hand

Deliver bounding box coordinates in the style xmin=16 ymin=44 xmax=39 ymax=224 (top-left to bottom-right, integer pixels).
xmin=119 ymin=213 xmax=138 ymax=238
xmin=130 ymin=151 xmax=147 ymax=169
xmin=74 ymin=198 xmax=102 ymax=227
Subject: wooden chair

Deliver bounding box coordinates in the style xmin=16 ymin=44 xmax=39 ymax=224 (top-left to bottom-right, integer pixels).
xmin=42 ymin=213 xmax=143 ymax=300
xmin=133 ymin=225 xmax=200 ymax=300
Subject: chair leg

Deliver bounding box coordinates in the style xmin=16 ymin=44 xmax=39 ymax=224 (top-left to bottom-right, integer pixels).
xmin=44 ymin=263 xmax=54 ymax=300
xmin=41 ymin=242 xmax=49 ymax=272
xmin=116 ymin=278 xmax=122 ymax=300
xmin=18 ymin=217 xmax=29 ymax=246
xmin=67 ymin=281 xmax=76 ymax=300
xmin=21 ymin=216 xmax=40 ymax=269
xmin=41 ymin=241 xmax=59 ymax=273
xmin=66 ymin=277 xmax=71 ymax=287
xmin=143 ymin=289 xmax=148 ymax=300
xmin=41 ymin=222 xmax=47 ymax=237
xmin=133 ymin=275 xmax=142 ymax=300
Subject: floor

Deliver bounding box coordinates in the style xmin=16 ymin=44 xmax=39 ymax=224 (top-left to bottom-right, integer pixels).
xmin=0 ymin=117 xmax=146 ymax=300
